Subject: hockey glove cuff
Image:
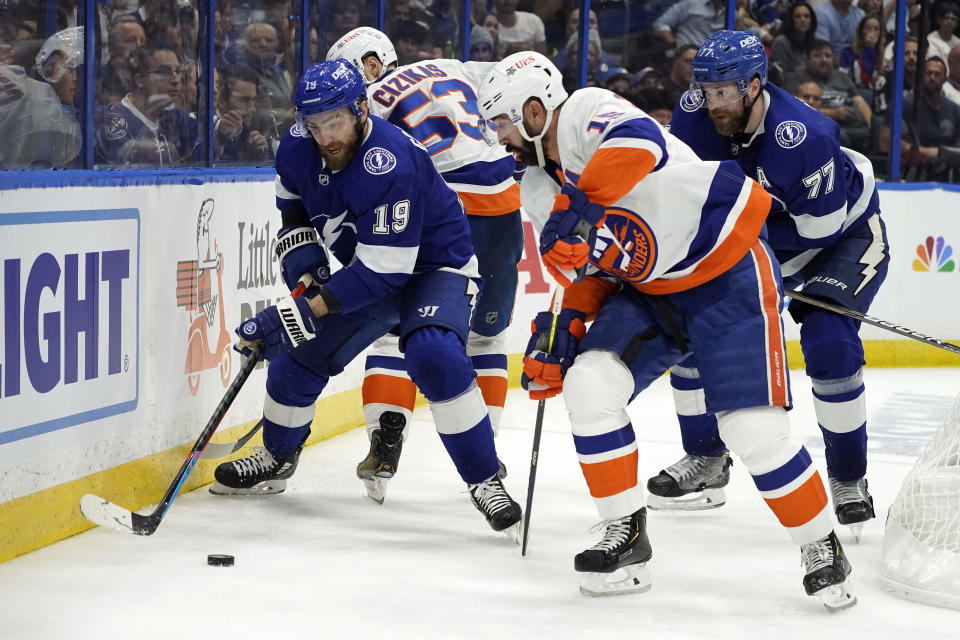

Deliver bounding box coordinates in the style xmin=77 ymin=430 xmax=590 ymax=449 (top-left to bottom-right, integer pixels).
xmin=521 ymin=308 xmax=586 ymax=400
xmin=235 ymin=296 xmax=319 ymax=361
xmin=275 ymin=225 xmax=331 ymax=298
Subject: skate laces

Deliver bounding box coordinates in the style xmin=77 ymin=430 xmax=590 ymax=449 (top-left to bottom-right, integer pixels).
xmin=829 ymin=477 xmax=868 ymax=506
xmin=801 ymin=536 xmax=835 ymax=572
xmin=666 ymin=455 xmax=710 ymax=481
xmin=470 ymin=478 xmax=513 ymax=515
xmin=587 ymin=517 xmax=633 ymax=551
xmin=233 ymin=447 xmax=277 ymax=477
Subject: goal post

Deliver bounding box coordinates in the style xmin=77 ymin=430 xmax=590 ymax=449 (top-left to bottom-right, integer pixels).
xmin=881 ymin=394 xmax=960 ymax=609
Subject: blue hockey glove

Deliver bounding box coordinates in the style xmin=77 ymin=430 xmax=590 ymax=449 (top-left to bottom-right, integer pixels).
xmin=521 ymin=308 xmax=586 ymax=400
xmin=539 ymin=183 xmax=606 ymax=287
xmin=234 ymin=296 xmax=319 ymax=361
xmin=275 ymin=225 xmax=330 ymax=298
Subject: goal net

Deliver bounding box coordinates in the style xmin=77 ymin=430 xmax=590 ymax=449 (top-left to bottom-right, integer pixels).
xmin=881 ymin=394 xmax=960 ymax=609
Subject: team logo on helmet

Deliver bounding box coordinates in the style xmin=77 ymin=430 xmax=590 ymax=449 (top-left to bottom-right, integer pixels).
xmin=592 ymin=208 xmax=658 ymax=284
xmin=679 ymin=90 xmax=704 ymax=112
xmin=774 ymin=120 xmax=807 ymax=149
xmin=363 ymin=147 xmax=397 ymax=174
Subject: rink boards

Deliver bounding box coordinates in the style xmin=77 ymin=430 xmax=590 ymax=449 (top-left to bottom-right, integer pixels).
xmin=0 ymin=172 xmax=958 ymax=562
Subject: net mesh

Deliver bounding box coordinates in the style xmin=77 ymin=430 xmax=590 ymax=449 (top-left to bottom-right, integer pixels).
xmin=881 ymin=394 xmax=960 ymax=609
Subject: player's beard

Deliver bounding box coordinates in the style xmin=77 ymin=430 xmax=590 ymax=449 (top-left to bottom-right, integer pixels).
xmin=506 ymin=137 xmax=540 ymax=167
xmin=318 ymin=120 xmax=365 ymax=171
xmin=708 ymin=104 xmax=749 ymax=137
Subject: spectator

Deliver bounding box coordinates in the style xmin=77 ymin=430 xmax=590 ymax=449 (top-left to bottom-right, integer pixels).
xmin=495 ymin=0 xmax=546 ymax=55
xmin=605 ymin=67 xmax=633 ymax=97
xmin=328 ymin=0 xmax=362 ymax=42
xmin=633 ymin=66 xmax=665 ymax=90
xmin=561 ymin=29 xmax=601 ymax=91
xmin=927 ymin=3 xmax=960 ymax=64
xmin=770 ymin=2 xmax=818 ymax=79
xmin=661 ymin=43 xmax=697 ymax=105
xmin=469 ymin=24 xmax=496 ymax=61
xmin=478 ymin=12 xmax=501 ymax=57
xmin=553 ymin=9 xmax=615 ymax=76
xmin=882 ymin=56 xmax=960 ymax=181
xmin=144 ymin=10 xmax=183 ymax=61
xmin=787 ymin=38 xmax=872 ymax=151
xmin=234 ymin=22 xmax=293 ymax=128
xmin=95 ymin=46 xmax=198 ymax=166
xmin=792 ymin=78 xmax=824 ymax=110
xmin=815 ymin=0 xmax=865 ymax=59
xmin=735 ymin=0 xmax=775 ymax=45
xmin=100 ymin=17 xmax=147 ymax=105
xmin=943 ymin=44 xmax=960 ymax=107
xmin=880 ymin=35 xmax=918 ymax=109
xmin=839 ymin=15 xmax=884 ymax=90
xmin=216 ymin=63 xmax=273 ymax=162
xmin=653 ymin=0 xmax=726 ymax=50
xmin=634 ymin=86 xmax=674 ymax=126
xmin=393 ymin=20 xmax=430 ymax=65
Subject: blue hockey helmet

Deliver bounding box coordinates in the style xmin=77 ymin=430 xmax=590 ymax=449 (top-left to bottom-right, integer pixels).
xmin=690 ymin=30 xmax=768 ymax=104
xmin=294 ymin=59 xmax=366 ymax=130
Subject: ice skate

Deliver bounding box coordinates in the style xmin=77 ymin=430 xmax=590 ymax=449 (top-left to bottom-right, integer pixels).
xmin=801 ymin=530 xmax=857 ymax=612
xmin=209 ymin=436 xmax=306 ymax=496
xmin=576 ymin=508 xmax=653 ymax=597
xmin=468 ymin=474 xmax=522 ymax=543
xmin=356 ymin=412 xmax=405 ymax=504
xmin=829 ymin=477 xmax=875 ymax=542
xmin=496 ymin=458 xmax=507 ymax=479
xmin=646 ymin=452 xmax=732 ymax=511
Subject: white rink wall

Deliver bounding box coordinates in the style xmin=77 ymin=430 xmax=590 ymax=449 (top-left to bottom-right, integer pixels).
xmin=0 ymin=175 xmax=958 ymax=560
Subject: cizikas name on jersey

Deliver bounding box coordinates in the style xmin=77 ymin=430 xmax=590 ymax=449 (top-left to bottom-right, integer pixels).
xmin=0 ymin=209 xmax=140 ymax=441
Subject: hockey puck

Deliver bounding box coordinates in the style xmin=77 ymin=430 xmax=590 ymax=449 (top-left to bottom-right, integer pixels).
xmin=207 ymin=554 xmax=234 ymax=567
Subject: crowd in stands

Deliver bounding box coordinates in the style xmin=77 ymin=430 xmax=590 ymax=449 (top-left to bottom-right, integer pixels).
xmin=2 ymin=0 xmax=960 ymax=180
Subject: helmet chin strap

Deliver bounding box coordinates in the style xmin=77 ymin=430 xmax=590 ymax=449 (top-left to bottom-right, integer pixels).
xmin=735 ymin=89 xmax=760 ymax=137
xmin=521 ymin=108 xmax=556 ymax=168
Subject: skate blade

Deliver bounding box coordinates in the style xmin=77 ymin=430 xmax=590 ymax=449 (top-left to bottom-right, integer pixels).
xmin=208 ymin=479 xmax=287 ymax=496
xmin=579 ymin=563 xmax=652 ymax=597
xmin=815 ymin=581 xmax=857 ymax=612
xmin=647 ymin=488 xmax=726 ymax=512
xmin=502 ymin=520 xmax=522 ymax=546
xmin=363 ymin=478 xmax=387 ymax=504
xmin=845 ymin=522 xmax=865 ymax=543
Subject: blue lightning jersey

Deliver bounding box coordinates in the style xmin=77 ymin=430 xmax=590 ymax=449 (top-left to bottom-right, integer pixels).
xmin=670 ymin=82 xmax=880 ymax=276
xmin=274 ymin=115 xmax=478 ymax=314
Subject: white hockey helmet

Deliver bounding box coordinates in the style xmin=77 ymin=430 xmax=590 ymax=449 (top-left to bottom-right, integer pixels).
xmin=35 ymin=26 xmax=84 ymax=84
xmin=325 ymin=26 xmax=397 ymax=85
xmin=477 ymin=51 xmax=567 ymax=167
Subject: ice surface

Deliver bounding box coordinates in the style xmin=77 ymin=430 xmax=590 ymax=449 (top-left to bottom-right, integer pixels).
xmin=1 ymin=369 xmax=958 ymax=639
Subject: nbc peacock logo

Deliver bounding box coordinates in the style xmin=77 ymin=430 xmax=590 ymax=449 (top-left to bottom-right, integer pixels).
xmin=913 ymin=236 xmax=955 ymax=272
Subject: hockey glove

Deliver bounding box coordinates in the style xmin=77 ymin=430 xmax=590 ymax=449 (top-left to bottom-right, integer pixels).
xmin=234 ymin=296 xmax=319 ymax=361
xmin=539 ymin=183 xmax=606 ymax=287
xmin=521 ymin=308 xmax=586 ymax=400
xmin=275 ymin=225 xmax=331 ymax=298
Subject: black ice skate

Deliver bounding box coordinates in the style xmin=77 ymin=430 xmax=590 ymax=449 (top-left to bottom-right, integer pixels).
xmin=575 ymin=508 xmax=653 ymax=597
xmin=829 ymin=477 xmax=875 ymax=542
xmin=209 ymin=434 xmax=307 ymax=496
xmin=801 ymin=530 xmax=857 ymax=612
xmin=646 ymin=452 xmax=732 ymax=511
xmin=468 ymin=474 xmax=522 ymax=542
xmin=357 ymin=412 xmax=405 ymax=504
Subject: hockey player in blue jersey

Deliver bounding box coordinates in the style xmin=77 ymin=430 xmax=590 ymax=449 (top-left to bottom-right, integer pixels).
xmin=648 ymin=30 xmax=889 ymax=540
xmin=209 ymin=59 xmax=523 ymax=539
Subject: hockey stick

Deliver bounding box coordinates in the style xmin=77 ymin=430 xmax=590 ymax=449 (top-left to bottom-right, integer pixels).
xmin=198 ymin=277 xmax=311 ymax=460
xmin=786 ymin=289 xmax=960 ymax=356
xmin=80 ymin=344 xmax=264 ymax=536
xmin=199 ymin=419 xmax=263 ymax=459
xmin=522 ymin=286 xmax=566 ymax=556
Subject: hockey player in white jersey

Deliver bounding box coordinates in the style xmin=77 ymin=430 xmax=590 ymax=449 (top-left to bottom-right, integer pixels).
xmin=649 ymin=31 xmax=886 ymax=542
xmin=210 ymin=60 xmax=522 ymax=540
xmin=477 ymin=52 xmax=856 ymax=609
xmin=326 ymin=27 xmax=523 ymax=502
